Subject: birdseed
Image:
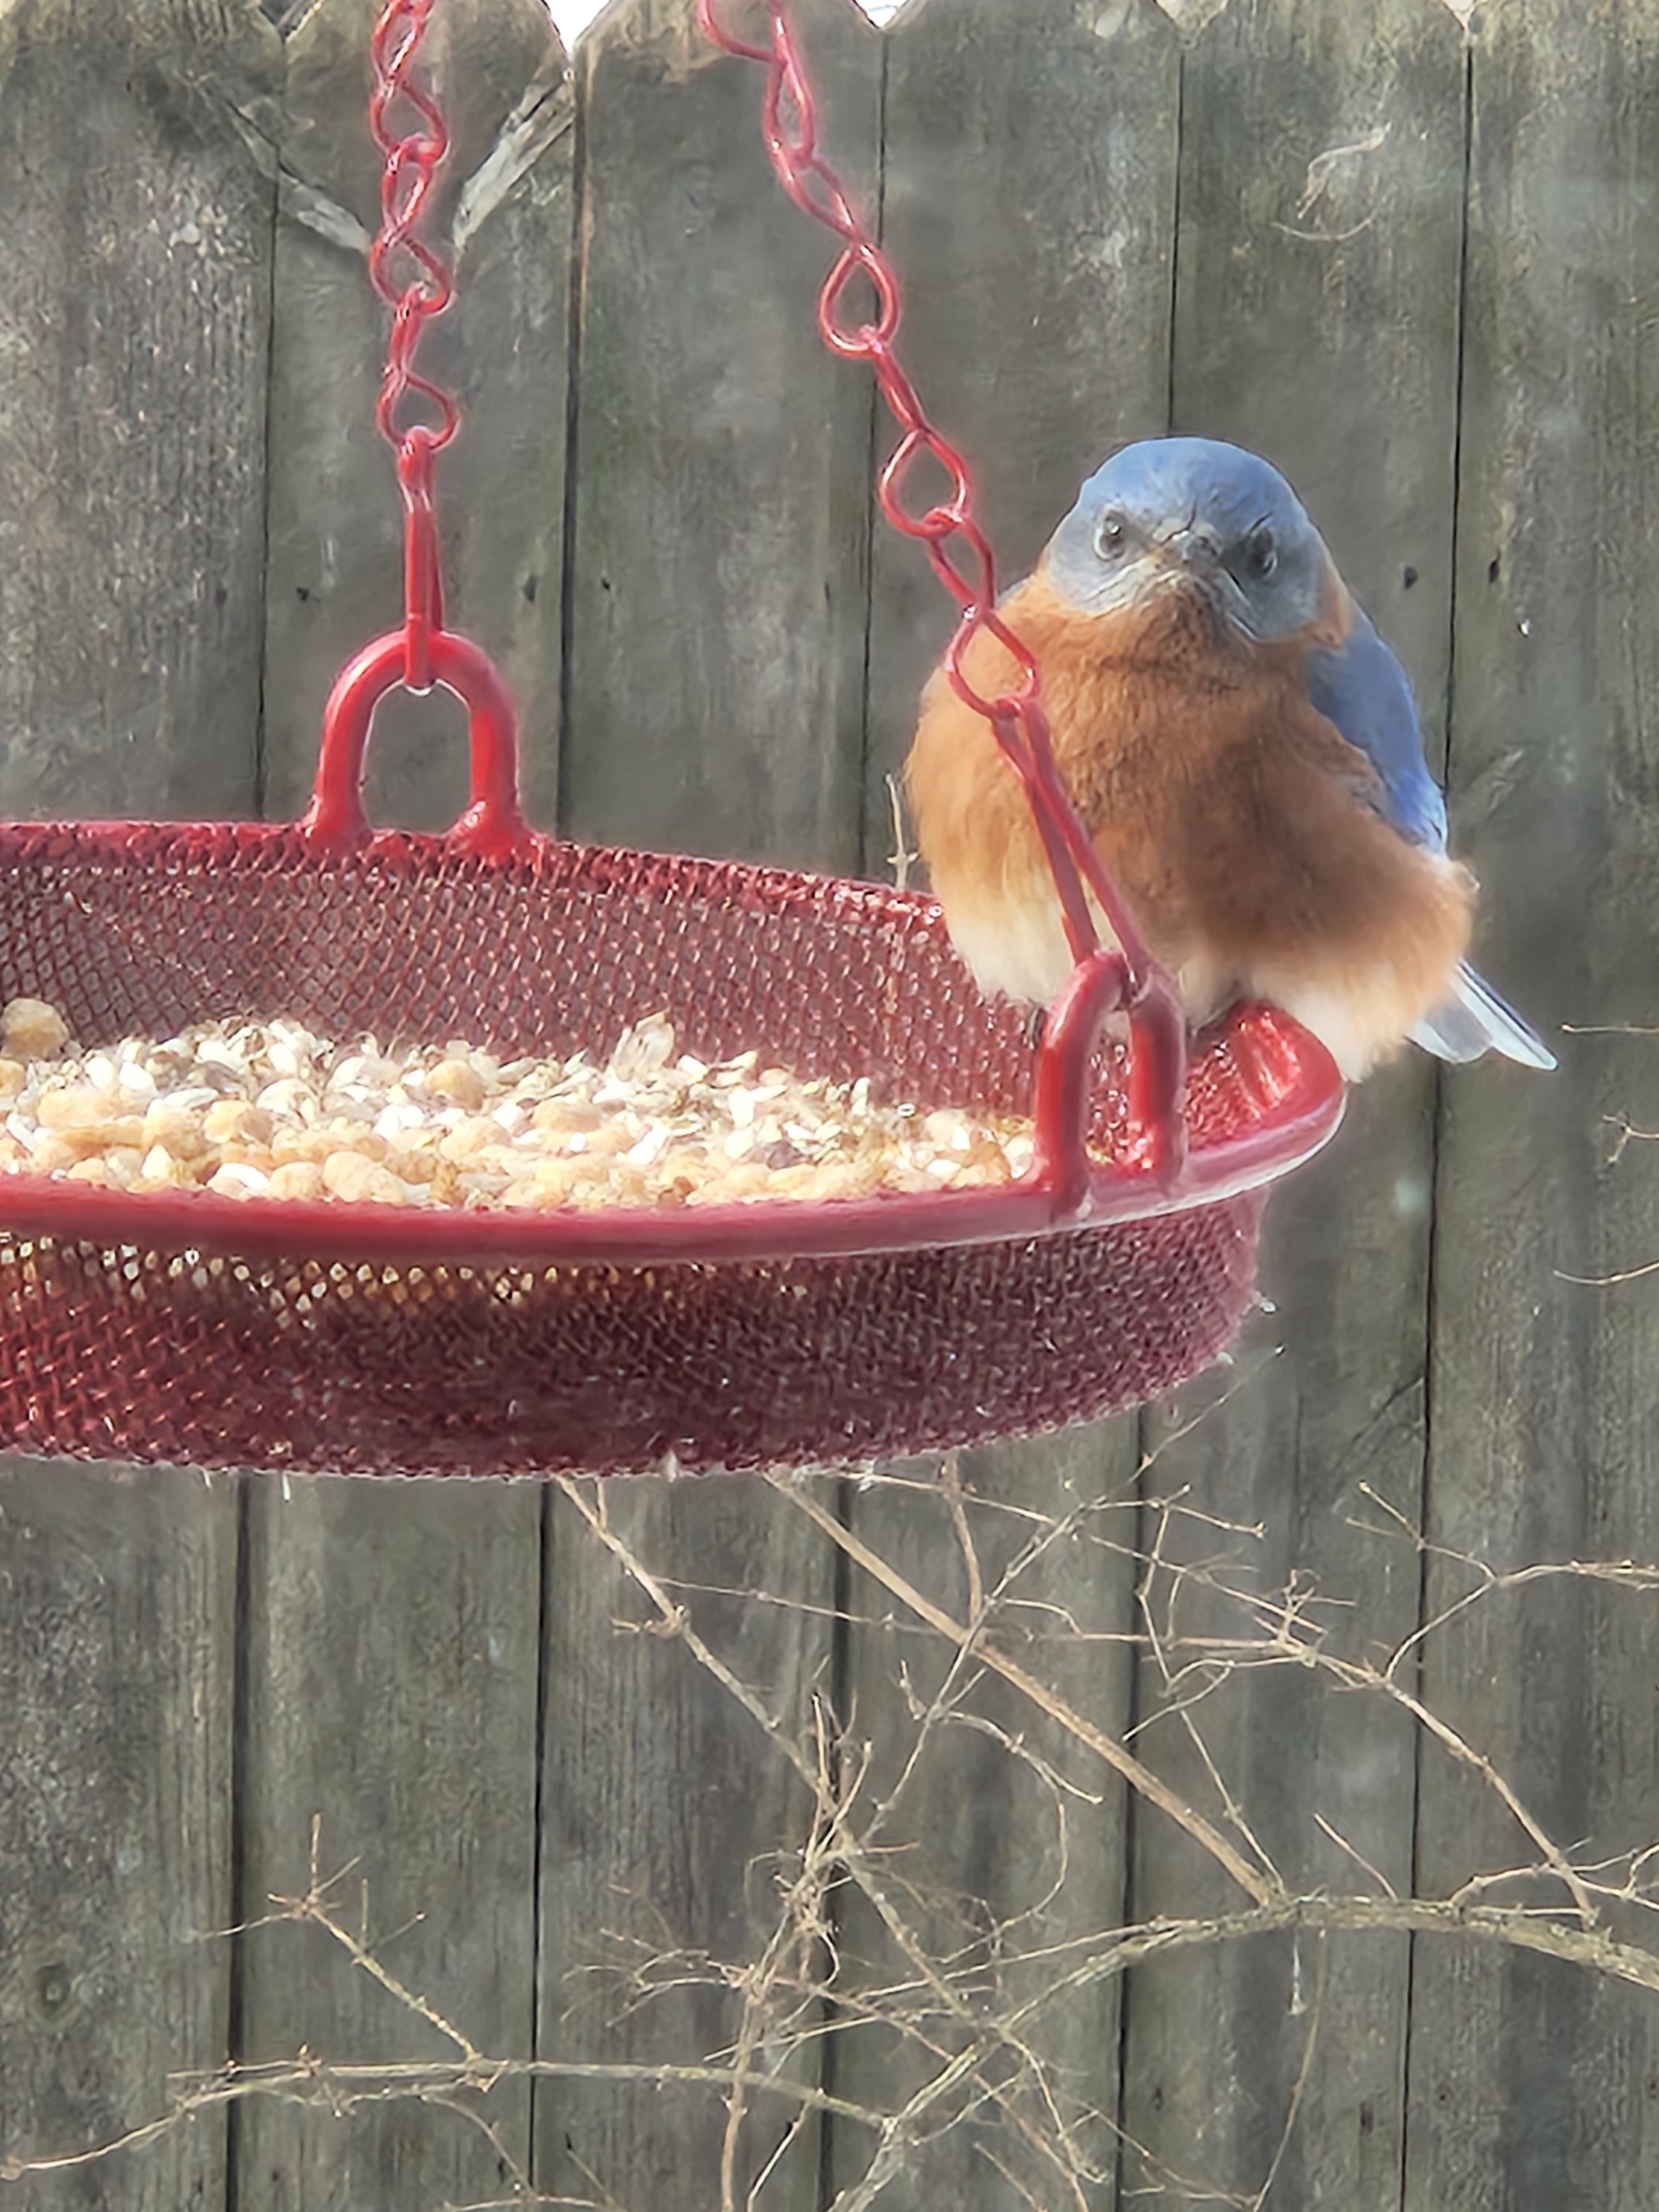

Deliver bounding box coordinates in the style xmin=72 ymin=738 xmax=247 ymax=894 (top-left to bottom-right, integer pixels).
xmin=0 ymin=998 xmax=1037 ymax=1212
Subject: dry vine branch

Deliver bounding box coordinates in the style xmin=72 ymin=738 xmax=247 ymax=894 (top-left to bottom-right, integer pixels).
xmin=761 ymin=1471 xmax=1281 ymax=1910
xmin=8 ymin=1458 xmax=1659 ymax=2210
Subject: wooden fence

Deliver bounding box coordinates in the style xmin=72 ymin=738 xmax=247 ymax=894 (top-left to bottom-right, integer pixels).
xmin=2 ymin=0 xmax=1658 ymax=2205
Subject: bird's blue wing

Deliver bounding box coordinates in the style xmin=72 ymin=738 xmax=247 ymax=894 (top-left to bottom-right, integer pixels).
xmin=1303 ymin=609 xmax=1447 ymax=851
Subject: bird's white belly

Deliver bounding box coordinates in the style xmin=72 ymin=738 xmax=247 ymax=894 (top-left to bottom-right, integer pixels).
xmin=940 ymin=890 xmax=1092 ymax=1011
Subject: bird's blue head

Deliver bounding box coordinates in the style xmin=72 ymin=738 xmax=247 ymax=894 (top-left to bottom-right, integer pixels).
xmin=1044 ymin=437 xmax=1337 ymax=643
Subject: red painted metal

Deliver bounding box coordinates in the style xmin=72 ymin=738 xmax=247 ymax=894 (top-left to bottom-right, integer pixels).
xmin=0 ymin=816 xmax=1339 ymax=1275
xmin=304 ymin=632 xmax=527 ymax=862
xmin=695 ymin=0 xmax=1194 ymax=1178
xmin=0 ymin=808 xmax=1337 ymax=1474
xmin=367 ymin=0 xmax=458 ymax=696
xmin=0 ymin=0 xmax=1349 ymax=1477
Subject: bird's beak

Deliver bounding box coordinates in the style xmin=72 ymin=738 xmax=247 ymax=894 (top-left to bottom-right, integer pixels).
xmin=1150 ymin=521 xmax=1223 ymax=573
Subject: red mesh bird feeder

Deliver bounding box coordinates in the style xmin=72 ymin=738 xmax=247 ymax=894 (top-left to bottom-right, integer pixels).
xmin=0 ymin=0 xmax=1344 ymax=1479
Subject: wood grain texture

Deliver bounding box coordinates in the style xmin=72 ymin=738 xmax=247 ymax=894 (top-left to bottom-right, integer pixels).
xmin=1119 ymin=3 xmax=1468 ymax=2205
xmin=234 ymin=1473 xmax=544 ymax=2212
xmin=863 ymin=0 xmax=1181 ymax=868
xmin=260 ymin=0 xmax=571 ymax=833
xmin=535 ymin=16 xmax=857 ymax=2204
xmin=0 ymin=8 xmax=266 ymax=2204
xmin=534 ymin=1478 xmax=833 ymax=2210
xmin=825 ymin=1435 xmax=1140 ymax=2211
xmin=559 ymin=0 xmax=880 ymax=868
xmin=0 ymin=0 xmax=279 ymax=817
xmin=1406 ymin=5 xmax=1659 ymax=2205
xmin=0 ymin=1461 xmax=238 ymax=2212
xmin=233 ymin=14 xmax=566 ymax=2206
xmin=839 ymin=9 xmax=1179 ymax=2200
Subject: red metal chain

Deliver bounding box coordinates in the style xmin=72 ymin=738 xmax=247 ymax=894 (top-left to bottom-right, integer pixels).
xmin=696 ymin=0 xmax=1187 ymax=1173
xmin=368 ymin=0 xmax=458 ymax=695
xmin=306 ymin=0 xmax=526 ymax=864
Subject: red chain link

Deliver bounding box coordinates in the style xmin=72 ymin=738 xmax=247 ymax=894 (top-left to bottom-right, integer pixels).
xmin=696 ymin=0 xmax=1188 ymax=1174
xmin=368 ymin=0 xmax=458 ymax=694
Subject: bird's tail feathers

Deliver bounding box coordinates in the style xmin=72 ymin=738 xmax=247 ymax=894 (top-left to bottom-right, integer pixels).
xmin=1409 ymin=960 xmax=1556 ymax=1071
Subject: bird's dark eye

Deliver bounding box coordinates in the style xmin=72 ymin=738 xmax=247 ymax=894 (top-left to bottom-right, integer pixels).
xmin=1243 ymin=526 xmax=1278 ymax=580
xmin=1093 ymin=509 xmax=1128 ymax=560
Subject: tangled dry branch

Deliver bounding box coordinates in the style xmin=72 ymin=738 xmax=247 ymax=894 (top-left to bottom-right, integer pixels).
xmin=7 ymin=1437 xmax=1659 ymax=2211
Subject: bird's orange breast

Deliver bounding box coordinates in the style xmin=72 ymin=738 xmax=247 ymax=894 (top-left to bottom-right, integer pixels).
xmin=904 ymin=571 xmax=1473 ymax=1076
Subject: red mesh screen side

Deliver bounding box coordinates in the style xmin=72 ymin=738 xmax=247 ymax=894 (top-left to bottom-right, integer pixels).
xmin=0 ymin=822 xmax=1290 ymax=1472
xmin=0 ymin=1196 xmax=1260 ymax=1475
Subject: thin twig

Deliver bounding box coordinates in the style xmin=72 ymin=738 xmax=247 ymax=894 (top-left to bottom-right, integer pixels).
xmin=766 ymin=1472 xmax=1280 ymax=1908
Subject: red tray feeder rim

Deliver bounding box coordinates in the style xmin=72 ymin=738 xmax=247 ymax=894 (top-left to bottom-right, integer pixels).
xmin=0 ymin=0 xmax=1353 ymax=1478
xmin=0 ymin=630 xmax=1345 ymax=1274
xmin=0 ymin=0 xmax=1352 ymax=1281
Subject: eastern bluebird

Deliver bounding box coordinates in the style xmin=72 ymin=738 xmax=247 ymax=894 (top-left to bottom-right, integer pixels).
xmin=904 ymin=436 xmax=1554 ymax=1082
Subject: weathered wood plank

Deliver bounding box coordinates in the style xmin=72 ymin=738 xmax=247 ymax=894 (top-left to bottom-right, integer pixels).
xmin=533 ymin=11 xmax=867 ymax=2203
xmin=1407 ymin=5 xmax=1659 ymax=2204
xmin=0 ymin=1460 xmax=238 ymax=2211
xmin=233 ymin=1474 xmax=545 ymax=2212
xmin=860 ymin=0 xmax=1180 ymax=866
xmin=838 ymin=5 xmax=1178 ymax=2201
xmin=232 ymin=15 xmax=564 ymax=2210
xmin=260 ymin=0 xmax=571 ymax=833
xmin=534 ymin=1478 xmax=833 ymax=2210
xmin=0 ymin=9 xmax=274 ymax=2204
xmin=0 ymin=0 xmax=280 ymax=817
xmin=559 ymin=0 xmax=881 ymax=869
xmin=825 ymin=1436 xmax=1141 ymax=2211
xmin=1119 ymin=4 xmax=1468 ymax=2205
